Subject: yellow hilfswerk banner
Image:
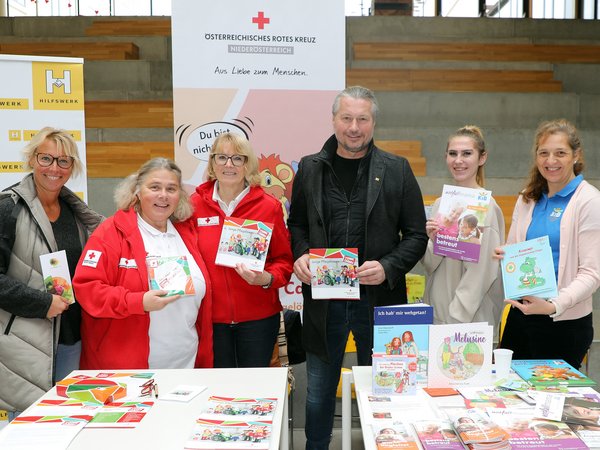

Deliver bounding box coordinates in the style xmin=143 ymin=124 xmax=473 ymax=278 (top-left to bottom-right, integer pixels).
xmin=0 ymin=55 xmax=87 ymax=202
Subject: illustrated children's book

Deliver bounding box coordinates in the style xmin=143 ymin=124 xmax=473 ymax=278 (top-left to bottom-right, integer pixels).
xmin=40 ymin=250 xmax=75 ymax=304
xmin=201 ymin=397 xmax=277 ymax=420
xmin=372 ymin=421 xmax=420 ymax=450
xmin=216 ymin=218 xmax=273 ymax=272
xmin=427 ymin=323 xmax=493 ymax=389
xmin=185 ymin=418 xmax=272 ymax=449
xmin=412 ymin=419 xmax=464 ymax=450
xmin=511 ymin=360 xmax=596 ymax=387
xmin=146 ymin=255 xmax=195 ymax=296
xmin=500 ymin=236 xmax=558 ymax=300
xmin=487 ymin=408 xmax=588 ymax=450
xmin=309 ymin=248 xmax=359 ymax=300
xmin=373 ymin=304 xmax=433 ymax=386
xmin=372 ymin=354 xmax=418 ymax=396
xmin=433 ymin=184 xmax=492 ymax=263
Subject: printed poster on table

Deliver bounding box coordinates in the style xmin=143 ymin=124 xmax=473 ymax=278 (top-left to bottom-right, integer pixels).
xmin=433 ymin=185 xmax=492 ymax=263
xmin=172 ymin=0 xmax=345 ymax=314
xmin=500 ymin=236 xmax=559 ymax=300
xmin=427 ymin=323 xmax=493 ymax=388
xmin=0 ymin=55 xmax=88 ymax=202
xmin=216 ymin=218 xmax=273 ymax=271
xmin=309 ymin=248 xmax=359 ymax=300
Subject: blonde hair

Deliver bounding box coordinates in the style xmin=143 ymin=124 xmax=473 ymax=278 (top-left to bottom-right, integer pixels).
xmin=22 ymin=127 xmax=83 ymax=177
xmin=114 ymin=157 xmax=192 ymax=221
xmin=446 ymin=125 xmax=487 ymax=187
xmin=522 ymin=119 xmax=584 ymax=203
xmin=206 ymin=133 xmax=261 ymax=186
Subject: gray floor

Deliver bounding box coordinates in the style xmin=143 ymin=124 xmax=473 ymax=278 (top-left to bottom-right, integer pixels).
xmin=291 ymin=428 xmax=365 ymax=450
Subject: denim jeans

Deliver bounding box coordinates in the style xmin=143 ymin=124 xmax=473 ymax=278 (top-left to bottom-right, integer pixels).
xmin=305 ymin=299 xmax=372 ymax=450
xmin=213 ymin=313 xmax=280 ymax=368
xmin=55 ymin=341 xmax=82 ymax=381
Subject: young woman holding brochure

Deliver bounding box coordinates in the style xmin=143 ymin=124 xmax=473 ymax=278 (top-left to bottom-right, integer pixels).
xmin=422 ymin=125 xmax=505 ymax=334
xmin=496 ymin=119 xmax=600 ymax=369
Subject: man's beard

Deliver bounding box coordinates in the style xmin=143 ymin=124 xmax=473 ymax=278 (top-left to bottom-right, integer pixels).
xmin=340 ymin=141 xmax=369 ymax=154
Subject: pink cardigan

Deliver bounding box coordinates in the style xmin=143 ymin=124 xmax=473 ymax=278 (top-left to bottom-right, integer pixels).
xmin=507 ymin=180 xmax=600 ymax=321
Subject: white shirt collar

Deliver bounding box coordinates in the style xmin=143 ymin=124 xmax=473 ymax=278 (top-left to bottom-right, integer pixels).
xmin=212 ymin=181 xmax=250 ymax=216
xmin=137 ymin=213 xmax=177 ymax=237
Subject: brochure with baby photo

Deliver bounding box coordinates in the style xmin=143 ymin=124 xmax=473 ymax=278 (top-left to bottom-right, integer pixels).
xmin=500 ymin=236 xmax=559 ymax=300
xmin=432 ymin=184 xmax=492 ymax=263
xmin=40 ymin=250 xmax=75 ymax=304
xmin=309 ymin=248 xmax=360 ymax=300
xmin=146 ymin=255 xmax=195 ymax=296
xmin=215 ymin=217 xmax=273 ymax=272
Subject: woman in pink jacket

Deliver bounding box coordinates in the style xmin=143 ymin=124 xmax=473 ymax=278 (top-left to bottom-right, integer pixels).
xmin=73 ymin=158 xmax=213 ymax=369
xmin=496 ymin=119 xmax=600 ymax=368
xmin=190 ymin=133 xmax=293 ymax=368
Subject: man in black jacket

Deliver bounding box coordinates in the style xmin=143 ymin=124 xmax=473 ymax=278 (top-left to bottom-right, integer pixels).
xmin=288 ymin=86 xmax=428 ymax=449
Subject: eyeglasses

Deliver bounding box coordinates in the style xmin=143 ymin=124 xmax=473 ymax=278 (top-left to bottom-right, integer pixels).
xmin=212 ymin=154 xmax=247 ymax=167
xmin=140 ymin=378 xmax=158 ymax=398
xmin=36 ymin=153 xmax=74 ymax=169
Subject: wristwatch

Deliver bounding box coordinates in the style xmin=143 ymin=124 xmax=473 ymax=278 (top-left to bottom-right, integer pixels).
xmin=261 ymin=273 xmax=274 ymax=289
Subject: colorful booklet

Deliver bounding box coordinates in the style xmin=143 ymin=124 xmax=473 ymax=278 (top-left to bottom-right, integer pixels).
xmin=372 ymin=421 xmax=420 ymax=450
xmin=458 ymin=386 xmax=528 ymax=409
xmin=446 ymin=408 xmax=510 ymax=447
xmin=309 ymin=248 xmax=359 ymax=300
xmin=500 ymin=236 xmax=558 ymax=299
xmin=201 ymin=396 xmax=277 ymax=420
xmin=372 ymin=354 xmax=418 ymax=396
xmin=511 ymin=360 xmax=596 ymax=387
xmin=412 ymin=419 xmax=464 ymax=450
xmin=185 ymin=419 xmax=272 ymax=449
xmin=433 ymin=184 xmax=492 ymax=263
xmin=40 ymin=250 xmax=75 ymax=304
xmin=146 ymin=255 xmax=195 ymax=296
xmin=373 ymin=304 xmax=433 ymax=386
xmin=215 ymin=217 xmax=273 ymax=272
xmin=487 ymin=408 xmax=588 ymax=449
xmin=427 ymin=323 xmax=493 ymax=389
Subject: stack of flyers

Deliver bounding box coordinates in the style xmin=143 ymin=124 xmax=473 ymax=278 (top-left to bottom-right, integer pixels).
xmin=372 ymin=421 xmax=420 ymax=449
xmin=412 ymin=419 xmax=464 ymax=449
xmin=185 ymin=419 xmax=272 ymax=449
xmin=446 ymin=408 xmax=510 ymax=449
xmin=500 ymin=236 xmax=558 ymax=300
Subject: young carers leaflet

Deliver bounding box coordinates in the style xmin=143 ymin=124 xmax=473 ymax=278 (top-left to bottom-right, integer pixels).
xmin=215 ymin=217 xmax=273 ymax=272
xmin=433 ymin=185 xmax=492 ymax=263
xmin=309 ymin=248 xmax=359 ymax=300
xmin=500 ymin=236 xmax=558 ymax=300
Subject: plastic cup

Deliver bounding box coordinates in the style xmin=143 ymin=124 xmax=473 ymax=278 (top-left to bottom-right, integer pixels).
xmin=493 ymin=348 xmax=513 ymax=379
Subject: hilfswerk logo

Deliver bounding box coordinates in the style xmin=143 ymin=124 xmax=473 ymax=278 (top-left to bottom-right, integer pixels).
xmin=46 ymin=70 xmax=71 ymax=94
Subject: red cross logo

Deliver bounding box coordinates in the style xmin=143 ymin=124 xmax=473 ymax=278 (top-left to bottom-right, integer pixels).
xmin=205 ymin=217 xmax=211 ymax=224
xmin=252 ymin=11 xmax=270 ymax=30
xmin=88 ymin=252 xmax=96 ymax=260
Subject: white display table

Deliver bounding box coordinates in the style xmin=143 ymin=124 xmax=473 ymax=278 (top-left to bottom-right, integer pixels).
xmin=20 ymin=367 xmax=289 ymax=450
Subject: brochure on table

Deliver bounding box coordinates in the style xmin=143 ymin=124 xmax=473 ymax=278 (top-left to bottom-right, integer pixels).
xmin=433 ymin=184 xmax=492 ymax=263
xmin=309 ymin=248 xmax=360 ymax=300
xmin=216 ymin=217 xmax=273 ymax=271
xmin=427 ymin=322 xmax=493 ymax=389
xmin=372 ymin=355 xmax=418 ymax=396
xmin=500 ymin=236 xmax=559 ymax=300
xmin=412 ymin=419 xmax=464 ymax=449
xmin=373 ymin=304 xmax=433 ymax=386
xmin=511 ymin=359 xmax=596 ymax=387
xmin=147 ymin=255 xmax=195 ymax=296
xmin=40 ymin=250 xmax=75 ymax=304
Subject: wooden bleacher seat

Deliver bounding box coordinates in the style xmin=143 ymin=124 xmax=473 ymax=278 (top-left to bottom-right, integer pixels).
xmin=0 ymin=42 xmax=139 ymax=60
xmin=353 ymin=42 xmax=600 ymax=64
xmin=85 ymin=19 xmax=172 ymax=36
xmin=86 ymin=141 xmax=174 ymax=178
xmin=347 ymin=68 xmax=562 ymax=92
xmin=376 ymin=140 xmax=426 ymax=176
xmin=85 ymin=100 xmax=173 ymax=128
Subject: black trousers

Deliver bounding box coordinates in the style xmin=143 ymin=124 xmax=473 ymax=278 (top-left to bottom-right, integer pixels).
xmin=499 ymin=306 xmax=593 ymax=369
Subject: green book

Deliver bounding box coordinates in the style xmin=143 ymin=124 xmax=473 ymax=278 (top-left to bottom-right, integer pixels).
xmin=511 ymin=359 xmax=596 ymax=387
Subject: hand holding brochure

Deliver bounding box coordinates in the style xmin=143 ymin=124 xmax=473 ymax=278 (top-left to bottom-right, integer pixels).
xmin=433 ymin=185 xmax=492 ymax=263
xmin=500 ymin=236 xmax=558 ymax=300
xmin=147 ymin=255 xmax=195 ymax=296
xmin=40 ymin=250 xmax=75 ymax=304
xmin=309 ymin=248 xmax=359 ymax=299
xmin=215 ymin=217 xmax=273 ymax=272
